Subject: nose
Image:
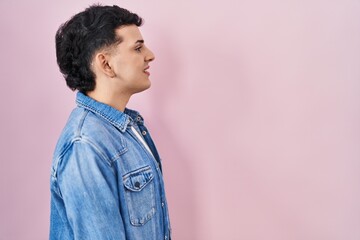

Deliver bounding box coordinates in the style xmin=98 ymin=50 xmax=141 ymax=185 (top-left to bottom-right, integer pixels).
xmin=145 ymin=47 xmax=155 ymax=62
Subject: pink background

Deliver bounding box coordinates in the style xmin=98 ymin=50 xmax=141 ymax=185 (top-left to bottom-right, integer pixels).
xmin=0 ymin=0 xmax=359 ymax=239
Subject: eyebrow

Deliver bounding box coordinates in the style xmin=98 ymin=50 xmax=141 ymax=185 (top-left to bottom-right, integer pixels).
xmin=135 ymin=40 xmax=144 ymax=44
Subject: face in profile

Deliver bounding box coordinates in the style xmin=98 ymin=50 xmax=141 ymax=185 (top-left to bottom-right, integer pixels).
xmin=107 ymin=24 xmax=155 ymax=95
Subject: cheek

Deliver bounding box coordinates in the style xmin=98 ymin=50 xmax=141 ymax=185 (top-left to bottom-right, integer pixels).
xmin=127 ymin=61 xmax=144 ymax=77
xmin=116 ymin=62 xmax=138 ymax=77
xmin=113 ymin=56 xmax=144 ymax=79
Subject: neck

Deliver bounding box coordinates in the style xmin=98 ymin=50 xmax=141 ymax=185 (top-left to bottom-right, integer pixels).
xmin=87 ymin=88 xmax=131 ymax=112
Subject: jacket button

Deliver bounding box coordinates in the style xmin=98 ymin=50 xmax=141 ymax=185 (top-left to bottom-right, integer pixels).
xmin=142 ymin=131 xmax=147 ymax=136
xmin=134 ymin=182 xmax=141 ymax=188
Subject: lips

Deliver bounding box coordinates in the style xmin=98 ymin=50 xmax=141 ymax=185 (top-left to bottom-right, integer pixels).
xmin=144 ymin=66 xmax=150 ymax=75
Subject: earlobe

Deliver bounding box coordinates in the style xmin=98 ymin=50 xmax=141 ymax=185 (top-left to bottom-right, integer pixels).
xmin=95 ymin=53 xmax=116 ymax=78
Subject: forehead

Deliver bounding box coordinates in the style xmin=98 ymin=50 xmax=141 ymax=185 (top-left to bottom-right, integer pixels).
xmin=115 ymin=24 xmax=143 ymax=45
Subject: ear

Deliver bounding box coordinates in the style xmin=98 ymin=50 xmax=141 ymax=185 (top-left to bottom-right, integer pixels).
xmin=93 ymin=52 xmax=116 ymax=78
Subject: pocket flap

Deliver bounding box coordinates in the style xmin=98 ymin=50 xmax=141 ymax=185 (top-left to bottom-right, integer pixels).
xmin=123 ymin=166 xmax=154 ymax=192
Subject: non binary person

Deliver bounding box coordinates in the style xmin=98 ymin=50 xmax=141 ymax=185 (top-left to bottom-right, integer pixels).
xmin=49 ymin=4 xmax=171 ymax=240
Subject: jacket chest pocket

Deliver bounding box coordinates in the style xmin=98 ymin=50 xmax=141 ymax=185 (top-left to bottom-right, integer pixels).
xmin=123 ymin=165 xmax=156 ymax=226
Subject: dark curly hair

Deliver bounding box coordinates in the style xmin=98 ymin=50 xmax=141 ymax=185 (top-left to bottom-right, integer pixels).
xmin=55 ymin=4 xmax=143 ymax=92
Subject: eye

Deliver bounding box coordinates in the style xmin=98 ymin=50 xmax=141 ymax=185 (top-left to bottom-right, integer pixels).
xmin=135 ymin=46 xmax=142 ymax=52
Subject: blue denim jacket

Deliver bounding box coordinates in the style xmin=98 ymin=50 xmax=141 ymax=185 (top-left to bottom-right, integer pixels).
xmin=50 ymin=92 xmax=171 ymax=240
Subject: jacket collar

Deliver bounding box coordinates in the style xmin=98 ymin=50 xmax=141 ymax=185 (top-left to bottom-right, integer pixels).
xmin=76 ymin=92 xmax=143 ymax=132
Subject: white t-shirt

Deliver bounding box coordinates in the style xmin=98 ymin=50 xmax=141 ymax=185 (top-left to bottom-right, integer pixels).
xmin=131 ymin=126 xmax=154 ymax=158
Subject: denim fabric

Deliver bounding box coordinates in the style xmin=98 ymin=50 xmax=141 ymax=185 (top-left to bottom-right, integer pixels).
xmin=50 ymin=92 xmax=171 ymax=240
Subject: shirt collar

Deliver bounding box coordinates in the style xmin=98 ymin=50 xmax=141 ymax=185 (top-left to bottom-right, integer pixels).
xmin=76 ymin=92 xmax=142 ymax=132
xmin=124 ymin=108 xmax=145 ymax=125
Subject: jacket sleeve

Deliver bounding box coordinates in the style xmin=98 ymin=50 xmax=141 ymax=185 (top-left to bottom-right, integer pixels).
xmin=57 ymin=139 xmax=126 ymax=239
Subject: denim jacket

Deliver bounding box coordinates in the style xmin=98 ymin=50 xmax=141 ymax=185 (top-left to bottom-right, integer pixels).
xmin=50 ymin=92 xmax=171 ymax=240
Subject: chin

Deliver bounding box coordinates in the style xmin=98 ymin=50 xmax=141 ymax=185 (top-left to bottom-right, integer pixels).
xmin=143 ymin=80 xmax=152 ymax=90
xmin=133 ymin=82 xmax=151 ymax=94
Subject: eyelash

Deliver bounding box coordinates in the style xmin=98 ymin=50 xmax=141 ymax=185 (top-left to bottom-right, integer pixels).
xmin=135 ymin=46 xmax=142 ymax=52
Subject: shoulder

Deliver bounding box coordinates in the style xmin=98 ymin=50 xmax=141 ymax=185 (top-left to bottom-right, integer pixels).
xmin=52 ymin=107 xmax=128 ymax=169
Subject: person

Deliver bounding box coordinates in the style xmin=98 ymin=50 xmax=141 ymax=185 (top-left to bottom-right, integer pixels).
xmin=50 ymin=4 xmax=171 ymax=240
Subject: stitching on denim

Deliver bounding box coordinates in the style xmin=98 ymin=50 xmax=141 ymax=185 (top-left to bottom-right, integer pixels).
xmin=122 ymin=165 xmax=152 ymax=179
xmin=125 ymin=108 xmax=144 ymax=125
xmin=110 ymin=147 xmax=128 ymax=162
xmin=51 ymin=137 xmax=81 ymax=199
xmin=52 ymin=139 xmax=79 ymax=179
xmin=76 ymin=110 xmax=89 ymax=137
xmin=77 ymin=100 xmax=128 ymax=132
xmin=79 ymin=137 xmax=114 ymax=169
xmin=127 ymin=128 xmax=160 ymax=169
xmin=75 ymin=98 xmax=130 ymax=165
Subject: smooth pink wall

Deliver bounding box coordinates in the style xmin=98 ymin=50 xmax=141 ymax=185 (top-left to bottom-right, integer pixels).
xmin=0 ymin=0 xmax=359 ymax=239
